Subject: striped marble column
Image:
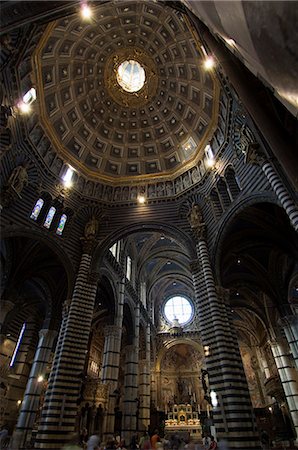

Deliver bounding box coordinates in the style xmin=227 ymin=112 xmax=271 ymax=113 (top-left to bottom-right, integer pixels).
xmin=281 ymin=315 xmax=298 ymax=369
xmin=139 ymin=323 xmax=151 ymax=431
xmin=122 ymin=303 xmax=140 ymax=441
xmin=10 ymin=329 xmax=57 ymax=449
xmin=122 ymin=344 xmax=139 ymax=442
xmin=101 ymin=278 xmax=125 ymax=437
xmin=246 ymin=147 xmax=298 ymax=231
xmin=35 ymin=239 xmax=98 ymax=450
xmin=101 ymin=324 xmax=122 ymax=437
xmin=270 ymin=339 xmax=298 ymax=443
xmin=188 ymin=204 xmax=260 ymax=449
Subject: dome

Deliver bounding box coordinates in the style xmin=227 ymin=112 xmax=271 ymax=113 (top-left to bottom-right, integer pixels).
xmin=29 ymin=1 xmax=220 ymax=187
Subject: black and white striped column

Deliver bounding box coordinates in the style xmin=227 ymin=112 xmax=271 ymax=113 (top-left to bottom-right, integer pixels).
xmin=10 ymin=329 xmax=57 ymax=449
xmin=138 ymin=323 xmax=151 ymax=432
xmin=101 ymin=324 xmax=122 ymax=437
xmin=122 ymin=344 xmax=138 ymax=442
xmin=246 ymin=148 xmax=298 ymax=231
xmin=122 ymin=303 xmax=140 ymax=442
xmin=281 ymin=315 xmax=298 ymax=369
xmin=101 ymin=278 xmax=125 ymax=437
xmin=270 ymin=339 xmax=298 ymax=443
xmin=189 ymin=208 xmax=260 ymax=448
xmin=35 ymin=241 xmax=98 ymax=449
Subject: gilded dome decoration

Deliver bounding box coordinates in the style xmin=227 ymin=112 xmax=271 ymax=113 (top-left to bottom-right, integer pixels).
xmin=31 ymin=1 xmax=220 ymax=185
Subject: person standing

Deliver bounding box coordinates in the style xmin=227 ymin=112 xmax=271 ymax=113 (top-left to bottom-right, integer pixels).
xmin=202 ymin=434 xmax=211 ymax=450
xmin=150 ymin=430 xmax=160 ymax=450
xmin=208 ymin=436 xmax=218 ymax=450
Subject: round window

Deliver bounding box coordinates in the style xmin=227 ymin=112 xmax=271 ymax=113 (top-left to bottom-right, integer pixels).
xmin=116 ymin=60 xmax=145 ymax=93
xmin=164 ymin=295 xmax=193 ymax=325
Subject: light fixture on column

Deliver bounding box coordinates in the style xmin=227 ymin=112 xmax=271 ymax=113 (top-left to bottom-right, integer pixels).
xmin=37 ymin=375 xmax=44 ymax=383
xmin=137 ymin=189 xmax=146 ymax=204
xmin=210 ymin=390 xmax=218 ymax=407
xmin=204 ymin=345 xmax=210 ymax=356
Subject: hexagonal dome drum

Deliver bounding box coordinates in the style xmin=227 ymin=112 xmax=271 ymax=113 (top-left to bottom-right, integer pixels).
xmin=33 ymin=1 xmax=219 ymax=185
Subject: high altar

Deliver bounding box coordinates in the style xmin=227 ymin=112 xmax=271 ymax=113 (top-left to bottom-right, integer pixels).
xmin=164 ymin=403 xmax=202 ymax=439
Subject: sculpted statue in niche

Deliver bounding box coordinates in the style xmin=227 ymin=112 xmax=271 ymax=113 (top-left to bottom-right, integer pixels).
xmin=183 ymin=173 xmax=191 ymax=189
xmin=52 ymin=157 xmax=63 ymax=176
xmin=114 ymin=187 xmax=121 ymax=201
xmin=234 ymin=122 xmax=258 ymax=156
xmin=77 ymin=176 xmax=85 ymax=193
xmin=44 ymin=149 xmax=55 ymax=165
xmin=187 ymin=203 xmax=204 ymax=230
xmin=130 ymin=186 xmax=137 ymax=200
xmin=148 ymin=184 xmax=156 ymax=198
xmin=7 ymin=164 xmax=29 ymax=195
xmin=166 ymin=181 xmax=173 ymax=196
xmin=94 ymin=183 xmax=103 ymax=197
xmin=122 ymin=187 xmax=129 ymax=200
xmin=1 ymin=163 xmax=29 ymax=207
xmin=156 ymin=182 xmax=165 ymax=197
xmin=84 ymin=216 xmax=99 ymax=240
xmin=175 ymin=177 xmax=183 ymax=193
xmin=84 ymin=181 xmax=94 ymax=197
xmin=191 ymin=167 xmax=200 ymax=183
xmin=103 ymin=186 xmax=112 ymax=201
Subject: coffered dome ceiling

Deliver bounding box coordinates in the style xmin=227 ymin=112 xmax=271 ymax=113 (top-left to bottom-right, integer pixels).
xmin=32 ymin=0 xmax=219 ymax=185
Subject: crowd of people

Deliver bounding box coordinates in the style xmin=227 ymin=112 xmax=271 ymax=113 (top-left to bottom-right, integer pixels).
xmin=72 ymin=429 xmax=219 ymax=450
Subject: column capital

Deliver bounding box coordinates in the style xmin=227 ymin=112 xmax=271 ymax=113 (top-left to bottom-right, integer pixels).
xmin=38 ymin=328 xmax=58 ymax=340
xmin=124 ymin=344 xmax=137 ymax=355
xmin=80 ymin=237 xmax=99 ymax=255
xmin=215 ymin=286 xmax=230 ymax=304
xmin=189 ymin=259 xmax=201 ymax=274
xmin=62 ymin=298 xmax=72 ymax=318
xmin=245 ymin=146 xmax=266 ymax=166
xmin=103 ymin=324 xmax=121 ymax=338
xmin=279 ymin=314 xmax=298 ymax=327
xmin=88 ymin=271 xmax=101 ymax=284
xmin=187 ymin=203 xmax=207 ymax=241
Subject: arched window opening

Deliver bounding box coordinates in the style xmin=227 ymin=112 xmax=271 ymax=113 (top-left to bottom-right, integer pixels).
xmin=210 ymin=188 xmax=223 ymax=219
xmin=56 ymin=214 xmax=67 ymax=235
xmin=9 ymin=322 xmax=26 ymax=367
xmin=30 ymin=198 xmax=44 ymax=221
xmin=217 ymin=178 xmax=231 ymax=209
xmin=43 ymin=206 xmax=56 ymax=229
xmin=126 ymin=255 xmax=132 ymax=281
xmin=225 ymin=167 xmax=241 ymax=200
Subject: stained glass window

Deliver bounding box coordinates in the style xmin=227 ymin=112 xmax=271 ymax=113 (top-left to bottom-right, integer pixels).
xmin=126 ymin=255 xmax=132 ymax=280
xmin=10 ymin=323 xmax=26 ymax=367
xmin=44 ymin=206 xmax=56 ymax=229
xmin=56 ymin=214 xmax=67 ymax=235
xmin=30 ymin=198 xmax=44 ymax=221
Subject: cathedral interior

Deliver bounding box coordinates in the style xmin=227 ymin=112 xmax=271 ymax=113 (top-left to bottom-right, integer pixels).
xmin=0 ymin=1 xmax=298 ymax=449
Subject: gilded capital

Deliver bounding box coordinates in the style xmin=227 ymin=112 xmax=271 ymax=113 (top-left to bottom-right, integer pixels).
xmin=245 ymin=146 xmax=266 ymax=166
